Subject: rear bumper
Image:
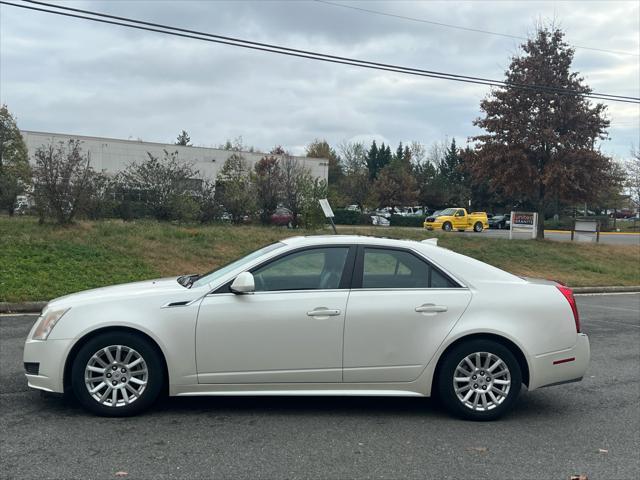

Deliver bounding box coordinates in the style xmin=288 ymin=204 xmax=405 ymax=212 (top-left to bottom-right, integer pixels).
xmin=528 ymin=333 xmax=590 ymax=390
xmin=23 ymin=338 xmax=69 ymax=393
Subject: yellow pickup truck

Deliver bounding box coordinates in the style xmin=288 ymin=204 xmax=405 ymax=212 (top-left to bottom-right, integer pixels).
xmin=423 ymin=208 xmax=489 ymax=232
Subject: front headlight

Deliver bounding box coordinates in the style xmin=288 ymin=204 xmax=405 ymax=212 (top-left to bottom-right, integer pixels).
xmin=32 ymin=307 xmax=70 ymax=340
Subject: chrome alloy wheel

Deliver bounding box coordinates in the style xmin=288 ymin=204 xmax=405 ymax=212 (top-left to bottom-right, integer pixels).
xmin=84 ymin=345 xmax=148 ymax=407
xmin=453 ymin=351 xmax=511 ymax=411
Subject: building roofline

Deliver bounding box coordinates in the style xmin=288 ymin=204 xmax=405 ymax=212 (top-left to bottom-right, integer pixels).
xmin=19 ymin=130 xmax=323 ymax=161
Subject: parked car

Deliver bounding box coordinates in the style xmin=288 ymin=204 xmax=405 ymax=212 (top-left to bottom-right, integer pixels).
xmin=270 ymin=207 xmax=294 ymax=227
xmin=488 ymin=214 xmax=510 ymax=229
xmin=24 ymin=235 xmax=589 ymax=420
xmin=397 ymin=206 xmax=425 ymax=217
xmin=372 ymin=207 xmax=393 ymax=219
xmin=370 ymin=215 xmax=390 ymax=226
xmin=424 ymin=208 xmax=489 ymax=232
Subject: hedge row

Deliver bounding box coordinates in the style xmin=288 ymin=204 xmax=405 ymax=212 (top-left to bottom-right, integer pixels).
xmin=389 ymin=215 xmax=426 ymax=227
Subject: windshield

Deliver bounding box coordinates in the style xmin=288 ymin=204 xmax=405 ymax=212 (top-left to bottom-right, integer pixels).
xmin=190 ymin=242 xmax=285 ymax=288
xmin=438 ymin=208 xmax=457 ymax=216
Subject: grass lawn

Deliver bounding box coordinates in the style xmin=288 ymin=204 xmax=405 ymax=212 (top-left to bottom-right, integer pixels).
xmin=1 ymin=216 xmax=638 ymax=302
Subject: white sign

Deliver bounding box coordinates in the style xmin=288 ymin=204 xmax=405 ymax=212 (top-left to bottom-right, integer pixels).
xmin=319 ymin=199 xmax=334 ymax=218
xmin=509 ymin=211 xmax=538 ymax=239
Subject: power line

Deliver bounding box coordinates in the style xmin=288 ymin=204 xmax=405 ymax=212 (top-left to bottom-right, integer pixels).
xmin=315 ymin=0 xmax=640 ymax=58
xmin=14 ymin=0 xmax=640 ymax=103
xmin=2 ymin=0 xmax=638 ymax=104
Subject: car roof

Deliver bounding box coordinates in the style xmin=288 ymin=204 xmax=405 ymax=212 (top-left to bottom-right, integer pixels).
xmin=281 ymin=235 xmax=426 ymax=249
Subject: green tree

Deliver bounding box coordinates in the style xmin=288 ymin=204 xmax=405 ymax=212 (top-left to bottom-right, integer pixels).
xmin=32 ymin=140 xmax=95 ymax=224
xmin=253 ymin=155 xmax=282 ymax=224
xmin=301 ymin=178 xmax=329 ymax=229
xmin=175 ymin=130 xmax=191 ymax=146
xmin=281 ymin=155 xmax=313 ymax=227
xmin=374 ymin=158 xmax=418 ymax=208
xmin=469 ymin=27 xmax=617 ymax=238
xmin=216 ymin=153 xmax=256 ymax=223
xmin=627 ymin=148 xmax=640 ymax=211
xmin=0 ymin=105 xmax=31 ymax=215
xmin=305 ymin=138 xmax=343 ymax=185
xmin=118 ymin=149 xmax=200 ymax=221
xmin=378 ymin=143 xmax=392 ymax=172
xmin=366 ymin=140 xmax=379 ymax=180
xmin=438 ymin=138 xmax=471 ymax=205
xmin=395 ymin=142 xmax=404 ymax=163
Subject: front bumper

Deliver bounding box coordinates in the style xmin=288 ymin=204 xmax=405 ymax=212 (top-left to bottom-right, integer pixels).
xmin=424 ymin=222 xmax=442 ymax=230
xmin=23 ymin=338 xmax=71 ymax=393
xmin=528 ymin=333 xmax=590 ymax=390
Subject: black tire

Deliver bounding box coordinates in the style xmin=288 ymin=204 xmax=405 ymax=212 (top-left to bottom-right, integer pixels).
xmin=436 ymin=339 xmax=522 ymax=421
xmin=71 ymin=331 xmax=164 ymax=416
xmin=473 ymin=222 xmax=484 ymax=232
xmin=442 ymin=222 xmax=453 ymax=232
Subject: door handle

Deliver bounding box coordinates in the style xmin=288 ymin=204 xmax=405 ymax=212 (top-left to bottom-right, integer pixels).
xmin=415 ymin=303 xmax=448 ymax=314
xmin=307 ymin=308 xmax=341 ymax=317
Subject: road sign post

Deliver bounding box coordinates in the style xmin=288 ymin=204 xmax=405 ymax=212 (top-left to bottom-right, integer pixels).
xmin=319 ymin=198 xmax=337 ymax=234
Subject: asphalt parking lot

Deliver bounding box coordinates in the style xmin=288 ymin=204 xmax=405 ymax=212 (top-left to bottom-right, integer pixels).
xmin=1 ymin=294 xmax=638 ymax=480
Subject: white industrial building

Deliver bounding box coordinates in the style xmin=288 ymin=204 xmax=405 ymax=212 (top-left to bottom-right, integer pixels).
xmin=20 ymin=130 xmax=329 ymax=182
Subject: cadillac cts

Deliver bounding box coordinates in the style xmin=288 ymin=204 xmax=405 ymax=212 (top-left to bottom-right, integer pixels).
xmin=24 ymin=235 xmax=589 ymax=420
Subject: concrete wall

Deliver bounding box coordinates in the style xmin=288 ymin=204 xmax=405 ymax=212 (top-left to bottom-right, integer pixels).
xmin=21 ymin=131 xmax=329 ymax=182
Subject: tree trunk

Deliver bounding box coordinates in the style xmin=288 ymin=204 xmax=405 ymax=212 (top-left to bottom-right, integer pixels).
xmin=536 ymin=210 xmax=545 ymax=239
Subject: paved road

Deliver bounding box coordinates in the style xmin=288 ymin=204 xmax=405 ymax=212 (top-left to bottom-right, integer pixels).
xmin=347 ymin=224 xmax=640 ymax=245
xmin=473 ymin=228 xmax=640 ymax=245
xmin=1 ymin=295 xmax=639 ymax=479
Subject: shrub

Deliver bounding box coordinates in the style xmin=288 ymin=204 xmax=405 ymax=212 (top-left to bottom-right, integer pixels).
xmin=390 ymin=215 xmax=426 ymax=227
xmin=334 ymin=209 xmax=366 ymax=225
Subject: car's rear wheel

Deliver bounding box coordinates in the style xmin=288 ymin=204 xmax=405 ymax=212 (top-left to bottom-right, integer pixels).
xmin=473 ymin=222 xmax=484 ymax=232
xmin=71 ymin=331 xmax=164 ymax=416
xmin=442 ymin=222 xmax=452 ymax=232
xmin=436 ymin=339 xmax=522 ymax=421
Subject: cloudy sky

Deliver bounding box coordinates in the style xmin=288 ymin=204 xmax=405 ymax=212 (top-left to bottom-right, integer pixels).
xmin=1 ymin=0 xmax=638 ymax=159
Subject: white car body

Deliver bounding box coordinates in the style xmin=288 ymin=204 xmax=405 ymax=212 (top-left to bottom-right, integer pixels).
xmin=24 ymin=235 xmax=589 ymax=417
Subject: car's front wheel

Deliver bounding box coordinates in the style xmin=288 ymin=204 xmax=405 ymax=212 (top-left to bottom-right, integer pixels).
xmin=442 ymin=222 xmax=453 ymax=232
xmin=436 ymin=339 xmax=522 ymax=421
xmin=71 ymin=331 xmax=164 ymax=416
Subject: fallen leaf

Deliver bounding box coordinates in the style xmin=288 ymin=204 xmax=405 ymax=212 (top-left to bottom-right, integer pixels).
xmin=598 ymin=448 xmax=609 ymax=454
xmin=467 ymin=447 xmax=488 ymax=453
xmin=569 ymin=475 xmax=588 ymax=480
xmin=115 ymin=472 xmax=128 ymax=478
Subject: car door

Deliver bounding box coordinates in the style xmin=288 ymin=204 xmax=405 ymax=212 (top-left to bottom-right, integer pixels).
xmin=196 ymin=245 xmax=356 ymax=384
xmin=343 ymin=246 xmax=472 ymax=383
xmin=453 ymin=209 xmax=467 ymax=229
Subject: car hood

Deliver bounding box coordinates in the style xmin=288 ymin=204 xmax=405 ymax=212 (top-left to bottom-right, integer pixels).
xmin=45 ymin=277 xmax=198 ymax=310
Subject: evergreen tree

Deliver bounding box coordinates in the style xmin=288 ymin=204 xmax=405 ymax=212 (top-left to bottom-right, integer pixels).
xmin=395 ymin=142 xmax=404 ymax=162
xmin=0 ymin=105 xmax=31 ymax=215
xmin=378 ymin=143 xmax=392 ymax=172
xmin=175 ymin=130 xmax=191 ymax=146
xmin=366 ymin=140 xmax=379 ymax=180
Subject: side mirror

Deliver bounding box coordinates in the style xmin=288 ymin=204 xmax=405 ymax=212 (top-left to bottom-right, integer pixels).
xmin=230 ymin=272 xmax=255 ymax=294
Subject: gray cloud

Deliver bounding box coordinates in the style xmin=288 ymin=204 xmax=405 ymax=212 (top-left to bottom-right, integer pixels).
xmin=1 ymin=0 xmax=638 ymax=158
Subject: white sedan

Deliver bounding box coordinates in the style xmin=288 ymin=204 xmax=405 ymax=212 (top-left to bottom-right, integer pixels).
xmin=24 ymin=235 xmax=589 ymax=420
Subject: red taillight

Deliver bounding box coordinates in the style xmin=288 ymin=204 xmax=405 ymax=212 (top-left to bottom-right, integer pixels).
xmin=556 ymin=285 xmax=580 ymax=333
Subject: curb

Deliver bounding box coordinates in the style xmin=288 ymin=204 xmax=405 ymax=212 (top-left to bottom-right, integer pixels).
xmin=571 ymin=286 xmax=640 ymax=294
xmin=2 ymin=286 xmax=640 ymax=313
xmin=0 ymin=301 xmax=47 ymax=314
